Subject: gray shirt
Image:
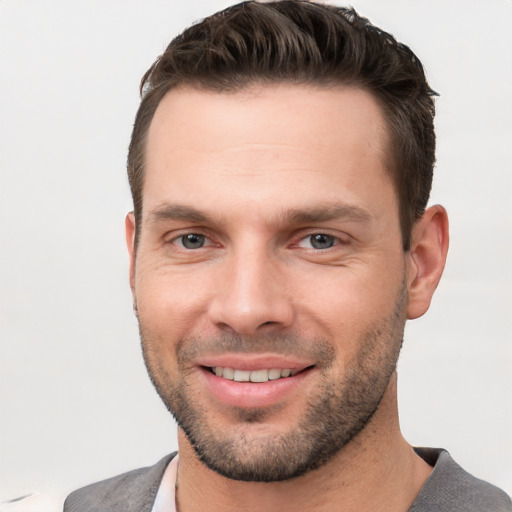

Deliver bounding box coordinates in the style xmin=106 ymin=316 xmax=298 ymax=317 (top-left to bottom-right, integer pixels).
xmin=64 ymin=448 xmax=511 ymax=511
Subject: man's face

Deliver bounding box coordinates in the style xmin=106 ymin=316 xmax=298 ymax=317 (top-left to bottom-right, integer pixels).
xmin=128 ymin=85 xmax=409 ymax=481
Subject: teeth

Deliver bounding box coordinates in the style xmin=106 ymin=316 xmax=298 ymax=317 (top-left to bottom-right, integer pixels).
xmin=233 ymin=370 xmax=250 ymax=382
xmin=222 ymin=367 xmax=234 ymax=380
xmin=268 ymin=369 xmax=281 ymax=380
xmin=212 ymin=367 xmax=298 ymax=382
xmin=250 ymin=369 xmax=269 ymax=382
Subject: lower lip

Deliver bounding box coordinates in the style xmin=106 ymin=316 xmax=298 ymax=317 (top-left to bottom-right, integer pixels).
xmin=199 ymin=367 xmax=313 ymax=408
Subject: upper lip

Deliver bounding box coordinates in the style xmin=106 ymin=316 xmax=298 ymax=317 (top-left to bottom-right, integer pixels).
xmin=196 ymin=354 xmax=315 ymax=372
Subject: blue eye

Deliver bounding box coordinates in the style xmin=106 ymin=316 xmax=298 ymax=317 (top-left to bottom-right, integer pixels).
xmin=297 ymin=233 xmax=337 ymax=250
xmin=309 ymin=234 xmax=336 ymax=249
xmin=179 ymin=233 xmax=206 ymax=249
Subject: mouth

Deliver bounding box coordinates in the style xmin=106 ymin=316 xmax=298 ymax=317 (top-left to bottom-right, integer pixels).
xmin=206 ymin=366 xmax=310 ymax=382
xmin=195 ymin=353 xmax=317 ymax=408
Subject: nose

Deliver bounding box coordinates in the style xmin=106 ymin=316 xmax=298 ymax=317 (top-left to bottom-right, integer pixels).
xmin=208 ymin=247 xmax=295 ymax=336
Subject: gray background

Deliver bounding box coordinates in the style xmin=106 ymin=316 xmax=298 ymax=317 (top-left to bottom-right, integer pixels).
xmin=1 ymin=0 xmax=511 ymax=503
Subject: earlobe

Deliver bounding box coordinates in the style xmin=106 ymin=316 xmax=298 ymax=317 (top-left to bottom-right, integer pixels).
xmin=406 ymin=205 xmax=449 ymax=320
xmin=125 ymin=212 xmax=136 ymax=292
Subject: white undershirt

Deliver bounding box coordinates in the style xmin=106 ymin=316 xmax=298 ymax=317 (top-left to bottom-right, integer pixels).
xmin=151 ymin=454 xmax=179 ymax=512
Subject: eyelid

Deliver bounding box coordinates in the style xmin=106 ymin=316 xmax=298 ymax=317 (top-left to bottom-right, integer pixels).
xmin=292 ymin=230 xmax=351 ymax=249
xmin=163 ymin=228 xmax=351 ymax=250
xmin=165 ymin=229 xmax=215 ymax=247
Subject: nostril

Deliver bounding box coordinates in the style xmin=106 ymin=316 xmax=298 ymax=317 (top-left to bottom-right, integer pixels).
xmin=209 ymin=294 xmax=295 ymax=335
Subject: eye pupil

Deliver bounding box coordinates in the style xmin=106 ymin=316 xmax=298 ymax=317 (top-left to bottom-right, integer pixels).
xmin=310 ymin=234 xmax=334 ymax=249
xmin=182 ymin=234 xmax=205 ymax=249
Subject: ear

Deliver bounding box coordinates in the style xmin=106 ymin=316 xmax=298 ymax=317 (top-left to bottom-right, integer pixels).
xmin=125 ymin=212 xmax=137 ymax=293
xmin=406 ymin=205 xmax=449 ymax=320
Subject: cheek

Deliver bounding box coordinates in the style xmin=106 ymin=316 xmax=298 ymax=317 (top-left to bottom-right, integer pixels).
xmin=291 ymin=264 xmax=406 ymax=361
xmin=135 ymin=265 xmax=214 ymax=340
xmin=295 ymin=265 xmax=401 ymax=321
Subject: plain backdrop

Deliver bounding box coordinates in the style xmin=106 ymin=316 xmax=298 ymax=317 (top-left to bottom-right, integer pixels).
xmin=1 ymin=0 xmax=511 ymax=504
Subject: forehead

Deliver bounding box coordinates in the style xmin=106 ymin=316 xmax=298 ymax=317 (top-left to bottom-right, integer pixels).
xmin=143 ymin=84 xmax=394 ymax=222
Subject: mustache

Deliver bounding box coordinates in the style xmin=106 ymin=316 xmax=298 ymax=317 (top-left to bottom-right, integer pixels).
xmin=176 ymin=332 xmax=336 ymax=368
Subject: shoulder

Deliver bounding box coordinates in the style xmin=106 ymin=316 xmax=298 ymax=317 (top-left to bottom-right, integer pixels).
xmin=411 ymin=448 xmax=511 ymax=512
xmin=63 ymin=453 xmax=176 ymax=512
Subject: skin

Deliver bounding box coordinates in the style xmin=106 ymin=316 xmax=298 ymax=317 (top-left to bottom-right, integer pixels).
xmin=126 ymin=84 xmax=449 ymax=511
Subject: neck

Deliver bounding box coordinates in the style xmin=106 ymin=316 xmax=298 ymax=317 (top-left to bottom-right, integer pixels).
xmin=175 ymin=374 xmax=432 ymax=512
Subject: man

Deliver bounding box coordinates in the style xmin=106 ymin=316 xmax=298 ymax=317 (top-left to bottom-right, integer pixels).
xmin=64 ymin=1 xmax=511 ymax=511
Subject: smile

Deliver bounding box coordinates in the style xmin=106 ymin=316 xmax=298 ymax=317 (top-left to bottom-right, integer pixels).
xmin=200 ymin=363 xmax=315 ymax=408
xmin=210 ymin=367 xmax=301 ymax=382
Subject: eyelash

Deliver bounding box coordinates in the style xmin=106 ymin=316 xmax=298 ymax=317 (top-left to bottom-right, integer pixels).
xmin=171 ymin=232 xmax=212 ymax=250
xmin=168 ymin=231 xmax=348 ymax=251
xmin=296 ymin=233 xmax=342 ymax=250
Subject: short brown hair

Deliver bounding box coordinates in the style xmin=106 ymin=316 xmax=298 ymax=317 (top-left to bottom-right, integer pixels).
xmin=128 ymin=0 xmax=437 ymax=250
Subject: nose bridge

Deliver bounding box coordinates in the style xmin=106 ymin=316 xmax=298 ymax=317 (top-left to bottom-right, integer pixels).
xmin=209 ymin=239 xmax=293 ymax=335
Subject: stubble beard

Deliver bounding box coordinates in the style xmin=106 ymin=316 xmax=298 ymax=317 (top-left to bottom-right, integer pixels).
xmin=139 ymin=283 xmax=407 ymax=482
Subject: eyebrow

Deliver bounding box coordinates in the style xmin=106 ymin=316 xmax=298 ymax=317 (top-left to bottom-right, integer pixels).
xmin=147 ymin=202 xmax=372 ymax=227
xmin=279 ymin=204 xmax=373 ymax=225
xmin=147 ymin=204 xmax=213 ymax=225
